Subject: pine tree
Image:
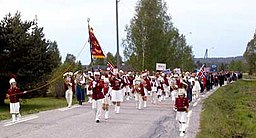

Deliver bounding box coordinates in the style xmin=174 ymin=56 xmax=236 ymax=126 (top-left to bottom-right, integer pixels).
xmin=0 ymin=12 xmax=61 ymax=102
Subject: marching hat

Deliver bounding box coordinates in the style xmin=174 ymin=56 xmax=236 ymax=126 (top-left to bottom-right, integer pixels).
xmin=141 ymin=72 xmax=147 ymax=77
xmin=9 ymin=78 xmax=16 ymax=84
xmin=68 ymin=72 xmax=73 ymax=76
xmin=173 ymin=85 xmax=178 ymax=89
xmin=134 ymin=77 xmax=141 ymax=84
xmin=150 ymin=76 xmax=156 ymax=79
xmin=173 ymin=74 xmax=179 ymax=78
xmin=178 ymin=89 xmax=186 ymax=95
xmin=94 ymin=71 xmax=100 ymax=76
xmin=119 ymin=70 xmax=124 ymax=73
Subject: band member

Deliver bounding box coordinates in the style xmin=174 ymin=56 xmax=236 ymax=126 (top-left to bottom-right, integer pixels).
xmin=102 ymin=75 xmax=110 ymax=120
xmin=110 ymin=72 xmax=123 ymax=114
xmin=122 ymin=73 xmax=131 ymax=101
xmin=162 ymin=73 xmax=170 ymax=100
xmin=63 ymin=72 xmax=74 ymax=108
xmin=192 ymin=77 xmax=201 ymax=100
xmin=6 ymin=78 xmax=26 ymax=122
xmin=128 ymin=72 xmax=135 ymax=100
xmin=132 ymin=78 xmax=145 ymax=109
xmin=150 ymin=76 xmax=158 ymax=104
xmin=87 ymin=71 xmax=94 ymax=103
xmin=142 ymin=73 xmax=151 ymax=108
xmin=156 ymin=73 xmax=164 ymax=102
xmin=88 ymin=72 xmax=104 ymax=123
xmin=175 ymin=89 xmax=189 ymax=137
xmin=74 ymin=71 xmax=86 ymax=105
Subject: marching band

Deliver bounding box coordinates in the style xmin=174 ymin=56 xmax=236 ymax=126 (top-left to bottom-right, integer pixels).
xmin=6 ymin=68 xmax=239 ymax=137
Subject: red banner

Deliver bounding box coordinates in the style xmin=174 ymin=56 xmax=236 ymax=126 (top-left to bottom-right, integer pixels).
xmin=88 ymin=26 xmax=105 ymax=58
xmin=197 ymin=64 xmax=206 ymax=78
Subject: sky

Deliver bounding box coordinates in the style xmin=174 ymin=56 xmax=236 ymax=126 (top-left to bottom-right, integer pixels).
xmin=0 ymin=0 xmax=255 ymax=65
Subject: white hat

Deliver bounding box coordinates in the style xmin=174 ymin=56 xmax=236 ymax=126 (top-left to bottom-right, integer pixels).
xmin=119 ymin=70 xmax=124 ymax=73
xmin=161 ymin=73 xmax=165 ymax=76
xmin=150 ymin=76 xmax=156 ymax=79
xmin=63 ymin=72 xmax=69 ymax=77
xmin=94 ymin=72 xmax=100 ymax=76
xmin=9 ymin=78 xmax=16 ymax=84
xmin=68 ymin=72 xmax=73 ymax=76
xmin=141 ymin=72 xmax=147 ymax=77
xmin=178 ymin=89 xmax=186 ymax=95
xmin=173 ymin=74 xmax=178 ymax=78
xmin=173 ymin=85 xmax=178 ymax=88
xmin=134 ymin=78 xmax=141 ymax=85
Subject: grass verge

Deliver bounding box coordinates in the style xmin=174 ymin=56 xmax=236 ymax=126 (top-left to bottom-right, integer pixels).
xmin=197 ymin=80 xmax=256 ymax=138
xmin=0 ymin=97 xmax=78 ymax=121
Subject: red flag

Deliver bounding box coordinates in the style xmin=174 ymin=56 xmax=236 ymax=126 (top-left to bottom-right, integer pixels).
xmin=197 ymin=64 xmax=205 ymax=78
xmin=107 ymin=62 xmax=114 ymax=74
xmin=88 ymin=26 xmax=105 ymax=58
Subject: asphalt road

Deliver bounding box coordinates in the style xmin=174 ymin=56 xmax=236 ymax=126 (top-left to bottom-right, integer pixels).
xmin=0 ymin=87 xmax=218 ymax=138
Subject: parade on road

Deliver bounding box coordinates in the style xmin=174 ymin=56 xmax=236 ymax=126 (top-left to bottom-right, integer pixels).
xmin=3 ymin=64 xmax=242 ymax=137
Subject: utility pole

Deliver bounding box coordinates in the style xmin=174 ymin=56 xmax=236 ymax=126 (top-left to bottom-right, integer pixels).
xmin=116 ymin=0 xmax=120 ymax=69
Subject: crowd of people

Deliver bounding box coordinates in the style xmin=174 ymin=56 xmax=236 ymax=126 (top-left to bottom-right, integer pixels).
xmin=6 ymin=67 xmax=242 ymax=136
xmin=62 ymin=68 xmax=242 ymax=136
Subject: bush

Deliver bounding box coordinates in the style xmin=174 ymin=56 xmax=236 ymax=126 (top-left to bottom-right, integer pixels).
xmin=197 ymin=80 xmax=256 ymax=138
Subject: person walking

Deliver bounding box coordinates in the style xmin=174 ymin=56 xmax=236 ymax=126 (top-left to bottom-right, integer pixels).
xmin=88 ymin=71 xmax=104 ymax=123
xmin=133 ymin=78 xmax=145 ymax=110
xmin=63 ymin=72 xmax=73 ymax=108
xmin=109 ymin=72 xmax=123 ymax=114
xmin=175 ymin=89 xmax=189 ymax=137
xmin=6 ymin=78 xmax=26 ymax=122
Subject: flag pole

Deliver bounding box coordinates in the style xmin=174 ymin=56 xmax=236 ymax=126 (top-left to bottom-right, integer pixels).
xmin=87 ymin=18 xmax=94 ymax=72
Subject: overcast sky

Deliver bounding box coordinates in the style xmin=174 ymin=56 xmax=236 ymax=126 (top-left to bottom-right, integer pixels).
xmin=0 ymin=0 xmax=255 ymax=65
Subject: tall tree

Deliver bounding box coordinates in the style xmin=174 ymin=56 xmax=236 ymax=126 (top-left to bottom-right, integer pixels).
xmin=123 ymin=0 xmax=194 ymax=71
xmin=243 ymin=31 xmax=256 ymax=74
xmin=0 ymin=12 xmax=61 ymax=103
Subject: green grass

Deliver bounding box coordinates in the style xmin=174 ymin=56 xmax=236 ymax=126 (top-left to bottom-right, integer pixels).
xmin=0 ymin=97 xmax=79 ymax=121
xmin=243 ymin=73 xmax=256 ymax=79
xmin=197 ymin=80 xmax=256 ymax=138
